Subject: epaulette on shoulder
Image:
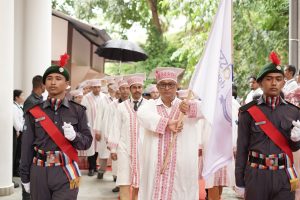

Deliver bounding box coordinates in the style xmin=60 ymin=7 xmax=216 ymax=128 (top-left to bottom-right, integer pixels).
xmin=286 ymin=101 xmax=300 ymax=110
xmin=69 ymin=100 xmax=87 ymax=110
xmin=239 ymin=100 xmax=257 ymax=113
xmin=25 ymin=101 xmax=42 ymax=113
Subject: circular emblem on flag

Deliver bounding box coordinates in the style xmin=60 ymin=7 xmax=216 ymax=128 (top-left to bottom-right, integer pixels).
xmin=223 ymin=66 xmax=231 ymax=80
xmin=276 ymin=65 xmax=281 ymax=70
xmin=59 ymin=67 xmax=64 ymax=73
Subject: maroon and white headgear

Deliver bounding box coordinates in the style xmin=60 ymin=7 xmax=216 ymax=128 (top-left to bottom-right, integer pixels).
xmin=103 ymin=76 xmax=115 ymax=85
xmin=70 ymin=89 xmax=83 ymax=97
xmin=90 ymin=79 xmax=102 ymax=87
xmin=118 ymin=79 xmax=129 ymax=89
xmin=154 ymin=67 xmax=184 ymax=84
xmin=108 ymin=83 xmax=118 ymax=92
xmin=78 ymin=80 xmax=90 ymax=89
xmin=147 ymin=84 xmax=158 ymax=93
xmin=125 ymin=73 xmax=146 ymax=87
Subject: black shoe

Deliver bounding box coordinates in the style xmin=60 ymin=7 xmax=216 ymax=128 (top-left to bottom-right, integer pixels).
xmin=13 ymin=181 xmax=19 ymax=188
xmin=88 ymin=169 xmax=95 ymax=176
xmin=22 ymin=185 xmax=31 ymax=200
xmin=112 ymin=186 xmax=119 ymax=193
xmin=97 ymin=172 xmax=104 ymax=179
xmin=113 ymin=176 xmax=117 ymax=182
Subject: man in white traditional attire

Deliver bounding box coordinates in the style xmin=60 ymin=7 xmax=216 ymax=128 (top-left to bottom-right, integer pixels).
xmin=108 ymin=74 xmax=147 ymax=200
xmin=283 ymin=64 xmax=298 ymax=95
xmin=106 ymin=79 xmax=130 ymax=193
xmin=148 ymin=84 xmax=160 ymax=99
xmin=81 ymin=79 xmax=103 ymax=176
xmin=78 ymin=80 xmax=92 ymax=95
xmin=93 ymin=77 xmax=118 ymax=179
xmin=137 ymin=69 xmax=204 ymax=200
xmin=245 ymin=76 xmax=263 ymax=104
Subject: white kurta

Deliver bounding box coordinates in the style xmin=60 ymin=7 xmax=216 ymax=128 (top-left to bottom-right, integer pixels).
xmin=106 ymin=99 xmax=122 ymax=176
xmin=245 ymin=88 xmax=263 ymax=104
xmin=93 ymin=94 xmax=114 ymax=159
xmin=110 ymin=98 xmax=147 ymax=187
xmin=13 ymin=102 xmax=24 ymax=132
xmin=283 ymin=79 xmax=298 ymax=95
xmin=137 ymin=97 xmax=203 ymax=200
xmin=80 ymin=92 xmax=102 ymax=156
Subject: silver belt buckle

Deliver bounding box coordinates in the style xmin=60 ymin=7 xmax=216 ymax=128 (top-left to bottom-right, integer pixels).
xmin=47 ymin=155 xmax=56 ymax=163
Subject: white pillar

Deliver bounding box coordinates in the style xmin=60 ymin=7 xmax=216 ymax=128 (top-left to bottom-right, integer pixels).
xmin=289 ymin=0 xmax=298 ymax=68
xmin=23 ymin=0 xmax=52 ymax=96
xmin=0 ymin=0 xmax=14 ymax=196
xmin=14 ymin=0 xmax=25 ymax=90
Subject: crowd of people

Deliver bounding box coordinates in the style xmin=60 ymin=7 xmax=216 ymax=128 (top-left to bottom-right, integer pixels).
xmin=12 ymin=54 xmax=210 ymax=200
xmin=11 ymin=51 xmax=300 ymax=200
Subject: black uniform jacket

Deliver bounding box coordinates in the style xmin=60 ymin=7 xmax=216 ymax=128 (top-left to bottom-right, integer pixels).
xmin=20 ymin=98 xmax=92 ymax=183
xmin=235 ymin=96 xmax=300 ymax=187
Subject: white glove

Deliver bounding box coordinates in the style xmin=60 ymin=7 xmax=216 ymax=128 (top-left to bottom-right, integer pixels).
xmin=291 ymin=120 xmax=300 ymax=142
xmin=22 ymin=182 xmax=30 ymax=193
xmin=234 ymin=186 xmax=245 ymax=198
xmin=62 ymin=122 xmax=76 ymax=141
xmin=293 ymin=120 xmax=300 ymax=128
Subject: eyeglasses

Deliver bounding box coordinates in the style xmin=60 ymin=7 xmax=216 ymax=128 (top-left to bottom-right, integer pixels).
xmin=157 ymin=83 xmax=176 ymax=89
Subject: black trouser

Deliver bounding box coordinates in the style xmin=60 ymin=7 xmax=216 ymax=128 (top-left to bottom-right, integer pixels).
xmin=13 ymin=128 xmax=17 ymax=175
xmin=22 ymin=184 xmax=31 ymax=200
xmin=244 ymin=166 xmax=295 ymax=200
xmin=30 ymin=165 xmax=78 ymax=200
xmin=15 ymin=133 xmax=22 ymax=174
xmin=88 ymin=152 xmax=98 ymax=170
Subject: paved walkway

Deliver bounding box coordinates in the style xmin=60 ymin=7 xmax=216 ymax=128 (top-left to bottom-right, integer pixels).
xmin=0 ymin=171 xmax=240 ymax=200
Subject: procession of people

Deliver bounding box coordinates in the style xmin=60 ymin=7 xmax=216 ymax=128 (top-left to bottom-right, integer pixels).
xmin=10 ymin=48 xmax=300 ymax=200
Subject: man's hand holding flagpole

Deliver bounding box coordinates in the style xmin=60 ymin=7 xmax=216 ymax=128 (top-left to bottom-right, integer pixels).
xmin=161 ymin=90 xmax=193 ymax=174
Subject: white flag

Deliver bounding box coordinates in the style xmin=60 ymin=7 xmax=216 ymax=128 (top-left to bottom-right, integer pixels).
xmin=189 ymin=0 xmax=233 ymax=179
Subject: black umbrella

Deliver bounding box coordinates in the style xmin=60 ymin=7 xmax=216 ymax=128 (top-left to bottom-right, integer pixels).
xmin=95 ymin=39 xmax=148 ymax=62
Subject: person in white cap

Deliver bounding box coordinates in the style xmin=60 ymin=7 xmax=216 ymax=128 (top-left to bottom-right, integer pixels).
xmin=69 ymin=89 xmax=84 ymax=104
xmin=137 ymin=68 xmax=204 ymax=200
xmin=81 ymin=79 xmax=103 ymax=176
xmin=105 ymin=79 xmax=130 ymax=193
xmin=93 ymin=79 xmax=119 ymax=180
xmin=78 ymin=80 xmax=92 ymax=95
xmin=108 ymin=74 xmax=147 ymax=200
xmin=148 ymin=84 xmax=160 ymax=100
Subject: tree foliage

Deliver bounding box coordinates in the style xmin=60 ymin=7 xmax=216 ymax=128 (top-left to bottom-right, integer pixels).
xmin=233 ymin=0 xmax=288 ymax=98
xmin=52 ymin=0 xmax=289 ymax=97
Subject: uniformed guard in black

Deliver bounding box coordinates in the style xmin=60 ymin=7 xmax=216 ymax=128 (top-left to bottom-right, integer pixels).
xmin=20 ymin=54 xmax=92 ymax=200
xmin=236 ymin=52 xmax=300 ymax=200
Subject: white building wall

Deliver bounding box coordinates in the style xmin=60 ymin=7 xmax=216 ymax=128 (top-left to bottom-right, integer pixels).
xmin=0 ymin=0 xmax=15 ymax=195
xmin=22 ymin=0 xmax=52 ymax=97
xmin=72 ymin=29 xmax=90 ymax=66
xmin=52 ymin=16 xmax=68 ymax=60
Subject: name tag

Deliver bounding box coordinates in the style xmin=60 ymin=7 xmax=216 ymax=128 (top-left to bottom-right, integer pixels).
xmin=35 ymin=116 xmax=45 ymax=122
xmin=255 ymin=121 xmax=266 ymax=125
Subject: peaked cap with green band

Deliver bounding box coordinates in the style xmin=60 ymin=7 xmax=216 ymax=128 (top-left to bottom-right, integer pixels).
xmin=42 ymin=53 xmax=70 ymax=84
xmin=256 ymin=52 xmax=284 ymax=82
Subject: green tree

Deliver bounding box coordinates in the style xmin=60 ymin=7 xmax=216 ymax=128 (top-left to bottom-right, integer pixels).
xmin=52 ymin=0 xmax=290 ymax=96
xmin=233 ymin=0 xmax=288 ymax=98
